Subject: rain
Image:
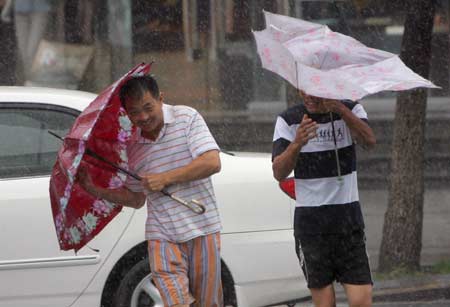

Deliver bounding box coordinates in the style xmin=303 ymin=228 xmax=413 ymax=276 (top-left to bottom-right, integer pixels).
xmin=0 ymin=0 xmax=449 ymax=306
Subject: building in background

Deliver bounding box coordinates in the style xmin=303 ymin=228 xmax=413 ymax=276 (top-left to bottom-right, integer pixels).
xmin=1 ymin=0 xmax=449 ymax=114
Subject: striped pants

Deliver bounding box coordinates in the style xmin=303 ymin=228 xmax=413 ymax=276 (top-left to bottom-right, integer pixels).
xmin=148 ymin=232 xmax=223 ymax=307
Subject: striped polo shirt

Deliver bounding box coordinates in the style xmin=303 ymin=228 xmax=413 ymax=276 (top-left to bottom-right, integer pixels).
xmin=272 ymin=101 xmax=368 ymax=234
xmin=126 ymin=104 xmax=221 ymax=242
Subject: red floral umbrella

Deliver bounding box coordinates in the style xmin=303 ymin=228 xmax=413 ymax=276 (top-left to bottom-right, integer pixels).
xmin=49 ymin=63 xmax=151 ymax=252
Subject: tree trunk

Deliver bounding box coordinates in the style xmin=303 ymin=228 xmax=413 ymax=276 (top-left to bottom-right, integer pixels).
xmin=378 ymin=0 xmax=436 ymax=273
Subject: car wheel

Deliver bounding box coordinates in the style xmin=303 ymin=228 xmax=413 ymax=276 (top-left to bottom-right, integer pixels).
xmin=112 ymin=258 xmax=164 ymax=307
xmin=113 ymin=257 xmax=237 ymax=307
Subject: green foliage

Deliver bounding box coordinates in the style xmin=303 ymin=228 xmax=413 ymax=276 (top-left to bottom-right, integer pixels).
xmin=429 ymin=259 xmax=450 ymax=274
xmin=374 ymin=259 xmax=450 ymax=280
xmin=374 ymin=266 xmax=425 ymax=281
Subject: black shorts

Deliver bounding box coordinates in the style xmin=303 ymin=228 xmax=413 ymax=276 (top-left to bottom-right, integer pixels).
xmin=294 ymin=229 xmax=373 ymax=289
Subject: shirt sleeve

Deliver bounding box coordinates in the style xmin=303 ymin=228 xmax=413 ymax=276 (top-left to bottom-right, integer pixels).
xmin=124 ymin=174 xmax=144 ymax=193
xmin=352 ymin=103 xmax=368 ymax=121
xmin=272 ymin=116 xmax=294 ymax=161
xmin=186 ymin=111 xmax=220 ymax=158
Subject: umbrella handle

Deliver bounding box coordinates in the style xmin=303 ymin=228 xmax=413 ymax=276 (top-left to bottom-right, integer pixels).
xmin=86 ymin=148 xmax=206 ymax=214
xmin=161 ymin=190 xmax=206 ymax=214
xmin=87 ymin=149 xmax=206 ymax=214
xmin=48 ymin=131 xmax=206 ymax=214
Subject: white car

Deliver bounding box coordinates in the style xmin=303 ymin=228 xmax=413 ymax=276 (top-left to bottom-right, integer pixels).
xmin=0 ymin=87 xmax=307 ymax=307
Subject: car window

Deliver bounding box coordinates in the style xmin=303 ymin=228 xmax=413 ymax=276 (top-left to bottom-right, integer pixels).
xmin=0 ymin=105 xmax=78 ymax=179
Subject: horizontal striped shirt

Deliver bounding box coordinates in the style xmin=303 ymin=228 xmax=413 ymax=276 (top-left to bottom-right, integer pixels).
xmin=273 ymin=101 xmax=368 ymax=234
xmin=126 ymin=104 xmax=221 ymax=242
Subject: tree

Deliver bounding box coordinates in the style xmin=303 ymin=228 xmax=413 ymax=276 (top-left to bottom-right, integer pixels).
xmin=378 ymin=0 xmax=436 ymax=272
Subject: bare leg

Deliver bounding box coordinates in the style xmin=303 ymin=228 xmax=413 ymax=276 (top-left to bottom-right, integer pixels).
xmin=14 ymin=13 xmax=30 ymax=80
xmin=342 ymin=283 xmax=372 ymax=307
xmin=25 ymin=11 xmax=49 ymax=78
xmin=14 ymin=11 xmax=48 ymax=80
xmin=310 ymin=284 xmax=336 ymax=307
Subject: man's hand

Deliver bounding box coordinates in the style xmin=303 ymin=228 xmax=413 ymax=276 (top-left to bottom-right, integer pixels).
xmin=273 ymin=114 xmax=317 ymax=181
xmin=141 ymin=150 xmax=220 ymax=192
xmin=294 ymin=114 xmax=318 ymax=147
xmin=76 ymin=163 xmax=146 ymax=209
xmin=321 ymin=99 xmax=344 ymax=114
xmin=322 ymin=99 xmax=376 ymax=148
xmin=142 ymin=173 xmax=170 ymax=192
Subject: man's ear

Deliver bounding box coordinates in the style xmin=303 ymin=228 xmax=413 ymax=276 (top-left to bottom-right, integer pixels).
xmin=159 ymin=92 xmax=164 ymax=102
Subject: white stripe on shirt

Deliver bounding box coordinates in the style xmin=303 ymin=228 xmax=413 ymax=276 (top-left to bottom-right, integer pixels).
xmin=125 ymin=104 xmax=221 ymax=242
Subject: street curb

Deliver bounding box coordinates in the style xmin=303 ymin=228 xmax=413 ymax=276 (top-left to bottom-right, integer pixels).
xmin=335 ymin=274 xmax=450 ymax=302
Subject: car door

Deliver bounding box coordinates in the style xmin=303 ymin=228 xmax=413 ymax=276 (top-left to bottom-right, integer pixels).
xmin=0 ymin=103 xmax=132 ymax=307
xmin=214 ymin=153 xmax=307 ymax=305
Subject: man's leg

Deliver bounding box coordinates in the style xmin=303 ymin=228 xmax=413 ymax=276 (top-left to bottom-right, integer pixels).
xmin=335 ymin=230 xmax=373 ymax=307
xmin=14 ymin=13 xmax=30 ymax=81
xmin=26 ymin=11 xmax=48 ymax=70
xmin=342 ymin=283 xmax=372 ymax=307
xmin=310 ymin=284 xmax=336 ymax=307
xmin=147 ymin=240 xmax=195 ymax=307
xmin=295 ymin=234 xmax=336 ymax=307
xmin=187 ymin=232 xmax=223 ymax=307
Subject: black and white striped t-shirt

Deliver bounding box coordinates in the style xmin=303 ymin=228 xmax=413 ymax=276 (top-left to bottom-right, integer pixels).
xmin=272 ymin=101 xmax=367 ymax=234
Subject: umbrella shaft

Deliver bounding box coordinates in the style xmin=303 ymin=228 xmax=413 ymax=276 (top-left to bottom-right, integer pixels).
xmin=85 ymin=148 xmax=142 ymax=181
xmin=85 ymin=149 xmax=205 ymax=213
xmin=48 ymin=130 xmax=142 ymax=181
xmin=85 ymin=150 xmax=205 ymax=214
xmin=84 ymin=147 xmax=204 ymax=213
xmin=48 ymin=130 xmax=205 ymax=214
xmin=48 ymin=130 xmax=64 ymax=141
xmin=329 ymin=113 xmax=342 ymax=178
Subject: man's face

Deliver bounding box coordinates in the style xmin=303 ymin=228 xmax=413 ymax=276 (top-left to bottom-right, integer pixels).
xmin=299 ymin=90 xmax=327 ymax=114
xmin=124 ymin=91 xmax=164 ymax=137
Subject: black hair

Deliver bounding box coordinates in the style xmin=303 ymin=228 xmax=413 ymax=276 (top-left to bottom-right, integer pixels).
xmin=119 ymin=75 xmax=160 ymax=110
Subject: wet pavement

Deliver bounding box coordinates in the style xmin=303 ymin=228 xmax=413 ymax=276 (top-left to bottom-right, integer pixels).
xmin=271 ymin=273 xmax=450 ymax=307
xmin=294 ymin=301 xmax=450 ymax=306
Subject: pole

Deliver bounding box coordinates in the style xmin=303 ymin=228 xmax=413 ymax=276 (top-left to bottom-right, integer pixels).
xmin=329 ymin=113 xmax=343 ymax=182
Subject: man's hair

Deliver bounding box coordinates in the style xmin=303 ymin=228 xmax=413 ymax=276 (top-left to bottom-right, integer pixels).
xmin=119 ymin=75 xmax=160 ymax=109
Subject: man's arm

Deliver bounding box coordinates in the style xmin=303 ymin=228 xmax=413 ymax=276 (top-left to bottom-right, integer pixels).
xmin=77 ymin=167 xmax=146 ymax=209
xmin=141 ymin=149 xmax=221 ymax=192
xmin=272 ymin=142 xmax=302 ymax=182
xmin=324 ymin=100 xmax=376 ymax=149
xmin=272 ymin=114 xmax=317 ymax=181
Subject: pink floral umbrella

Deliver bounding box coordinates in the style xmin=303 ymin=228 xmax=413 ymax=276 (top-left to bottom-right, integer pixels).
xmin=253 ymin=11 xmax=438 ymax=100
xmin=49 ymin=63 xmax=151 ymax=252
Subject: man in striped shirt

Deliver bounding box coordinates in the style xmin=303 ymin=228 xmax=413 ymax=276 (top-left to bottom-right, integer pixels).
xmin=272 ymin=90 xmax=376 ymax=307
xmin=79 ymin=75 xmax=223 ymax=307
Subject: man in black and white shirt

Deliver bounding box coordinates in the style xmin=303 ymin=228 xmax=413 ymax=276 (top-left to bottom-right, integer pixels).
xmin=272 ymin=90 xmax=376 ymax=307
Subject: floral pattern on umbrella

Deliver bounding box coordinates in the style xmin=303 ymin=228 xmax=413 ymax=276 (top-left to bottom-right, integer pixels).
xmin=49 ymin=63 xmax=151 ymax=251
xmin=253 ymin=11 xmax=438 ymax=100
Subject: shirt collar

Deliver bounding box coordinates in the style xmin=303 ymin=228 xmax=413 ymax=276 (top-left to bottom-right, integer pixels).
xmin=162 ymin=103 xmax=175 ymax=124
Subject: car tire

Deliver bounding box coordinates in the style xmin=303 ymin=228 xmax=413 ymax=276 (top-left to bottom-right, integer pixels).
xmin=112 ymin=257 xmax=237 ymax=307
xmin=112 ymin=258 xmax=164 ymax=307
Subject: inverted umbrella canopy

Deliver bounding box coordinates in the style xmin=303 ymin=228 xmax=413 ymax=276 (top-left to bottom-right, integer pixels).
xmin=253 ymin=11 xmax=438 ymax=100
xmin=49 ymin=63 xmax=151 ymax=252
